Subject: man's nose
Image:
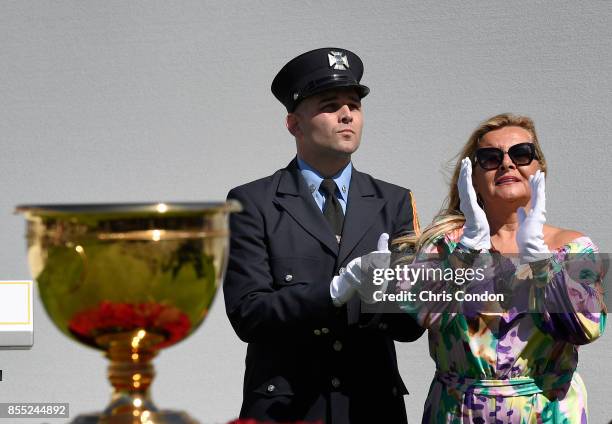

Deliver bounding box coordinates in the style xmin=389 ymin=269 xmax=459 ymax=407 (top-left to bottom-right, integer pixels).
xmin=338 ymin=104 xmax=353 ymax=124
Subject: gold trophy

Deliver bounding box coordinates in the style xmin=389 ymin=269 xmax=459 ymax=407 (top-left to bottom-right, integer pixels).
xmin=16 ymin=202 xmax=241 ymax=424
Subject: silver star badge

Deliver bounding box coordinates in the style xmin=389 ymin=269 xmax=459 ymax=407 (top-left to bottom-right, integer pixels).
xmin=328 ymin=51 xmax=349 ymax=70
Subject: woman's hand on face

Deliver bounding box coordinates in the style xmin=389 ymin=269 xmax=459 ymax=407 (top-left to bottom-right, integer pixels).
xmin=458 ymin=157 xmax=491 ymax=250
xmin=516 ymin=170 xmax=551 ymax=262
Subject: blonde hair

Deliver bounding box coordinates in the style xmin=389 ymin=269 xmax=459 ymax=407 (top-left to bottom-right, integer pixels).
xmin=394 ymin=113 xmax=547 ymax=253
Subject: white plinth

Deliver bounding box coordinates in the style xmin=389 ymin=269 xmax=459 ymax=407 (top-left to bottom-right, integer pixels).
xmin=0 ymin=281 xmax=33 ymax=348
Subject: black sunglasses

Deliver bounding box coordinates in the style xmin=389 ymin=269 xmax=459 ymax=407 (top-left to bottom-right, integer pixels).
xmin=474 ymin=142 xmax=538 ymax=170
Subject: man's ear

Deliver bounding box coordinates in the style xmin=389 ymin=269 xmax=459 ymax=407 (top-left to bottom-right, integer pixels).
xmin=286 ymin=113 xmax=301 ymax=138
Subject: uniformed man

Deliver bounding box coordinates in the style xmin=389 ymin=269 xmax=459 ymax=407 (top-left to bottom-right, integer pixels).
xmin=223 ymin=47 xmax=424 ymax=423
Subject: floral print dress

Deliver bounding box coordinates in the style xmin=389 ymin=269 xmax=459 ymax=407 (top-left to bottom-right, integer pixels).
xmin=400 ymin=230 xmax=607 ymax=423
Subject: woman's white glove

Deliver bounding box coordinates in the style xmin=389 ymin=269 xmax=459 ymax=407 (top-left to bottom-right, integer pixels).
xmin=458 ymin=157 xmax=491 ymax=250
xmin=516 ymin=170 xmax=551 ymax=263
xmin=330 ymin=233 xmax=390 ymax=306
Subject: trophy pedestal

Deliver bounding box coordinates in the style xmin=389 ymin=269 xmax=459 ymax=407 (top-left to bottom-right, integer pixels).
xmin=72 ymin=410 xmax=197 ymax=424
xmin=70 ymin=332 xmax=201 ymax=424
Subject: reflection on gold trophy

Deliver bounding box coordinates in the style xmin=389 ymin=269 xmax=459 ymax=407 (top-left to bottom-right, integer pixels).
xmin=16 ymin=202 xmax=241 ymax=424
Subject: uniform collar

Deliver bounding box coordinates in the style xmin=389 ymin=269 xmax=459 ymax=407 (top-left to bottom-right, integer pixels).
xmin=296 ymin=156 xmax=351 ymax=202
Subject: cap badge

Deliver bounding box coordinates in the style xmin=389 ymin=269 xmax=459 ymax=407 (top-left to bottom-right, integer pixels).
xmin=328 ymin=51 xmax=349 ymax=70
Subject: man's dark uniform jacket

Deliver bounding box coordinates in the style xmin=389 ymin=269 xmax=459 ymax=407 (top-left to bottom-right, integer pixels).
xmin=224 ymin=158 xmax=424 ymax=423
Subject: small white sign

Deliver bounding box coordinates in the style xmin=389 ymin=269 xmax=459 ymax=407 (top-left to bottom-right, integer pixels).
xmin=0 ymin=281 xmax=34 ymax=348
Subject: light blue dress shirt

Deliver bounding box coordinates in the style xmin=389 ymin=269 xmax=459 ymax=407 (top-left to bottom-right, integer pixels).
xmin=296 ymin=157 xmax=351 ymax=214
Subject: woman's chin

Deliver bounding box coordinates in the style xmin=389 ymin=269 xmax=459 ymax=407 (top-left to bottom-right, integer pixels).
xmin=487 ymin=192 xmax=529 ymax=207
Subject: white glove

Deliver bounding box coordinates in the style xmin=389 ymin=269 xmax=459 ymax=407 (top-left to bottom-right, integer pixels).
xmin=516 ymin=170 xmax=551 ymax=263
xmin=458 ymin=157 xmax=491 ymax=250
xmin=330 ymin=233 xmax=390 ymax=306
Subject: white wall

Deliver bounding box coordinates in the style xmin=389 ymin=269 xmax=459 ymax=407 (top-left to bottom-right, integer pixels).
xmin=1 ymin=1 xmax=610 ymax=422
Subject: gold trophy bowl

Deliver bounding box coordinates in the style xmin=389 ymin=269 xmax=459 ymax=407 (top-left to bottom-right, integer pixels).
xmin=15 ymin=202 xmax=241 ymax=424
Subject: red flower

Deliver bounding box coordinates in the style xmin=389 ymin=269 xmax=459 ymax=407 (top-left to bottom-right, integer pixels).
xmin=68 ymin=301 xmax=191 ymax=348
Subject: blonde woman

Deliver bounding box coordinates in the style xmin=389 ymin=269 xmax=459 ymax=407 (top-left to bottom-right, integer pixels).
xmin=396 ymin=113 xmax=606 ymax=423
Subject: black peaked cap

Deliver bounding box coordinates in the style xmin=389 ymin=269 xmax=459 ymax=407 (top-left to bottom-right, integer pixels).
xmin=271 ymin=47 xmax=370 ymax=112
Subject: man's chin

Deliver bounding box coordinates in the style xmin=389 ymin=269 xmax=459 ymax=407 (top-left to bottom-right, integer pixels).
xmin=332 ymin=142 xmax=360 ymax=156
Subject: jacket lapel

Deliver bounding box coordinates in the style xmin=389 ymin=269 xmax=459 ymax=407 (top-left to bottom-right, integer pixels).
xmin=273 ymin=159 xmax=339 ymax=255
xmin=337 ymin=169 xmax=386 ymax=266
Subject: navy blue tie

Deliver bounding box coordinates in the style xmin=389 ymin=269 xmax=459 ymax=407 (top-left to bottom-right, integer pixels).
xmin=320 ymin=179 xmax=344 ymax=238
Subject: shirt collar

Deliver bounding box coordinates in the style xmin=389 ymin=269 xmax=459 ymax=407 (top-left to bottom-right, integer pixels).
xmin=296 ymin=157 xmax=352 ymax=202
